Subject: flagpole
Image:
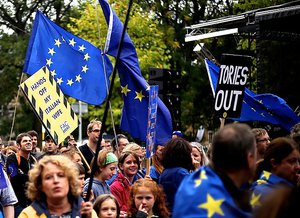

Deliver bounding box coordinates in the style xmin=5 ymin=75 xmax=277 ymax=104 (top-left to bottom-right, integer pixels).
xmin=84 ymin=0 xmax=134 ymax=203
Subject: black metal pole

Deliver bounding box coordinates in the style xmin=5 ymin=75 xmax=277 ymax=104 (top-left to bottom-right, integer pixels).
xmin=84 ymin=0 xmax=134 ymax=203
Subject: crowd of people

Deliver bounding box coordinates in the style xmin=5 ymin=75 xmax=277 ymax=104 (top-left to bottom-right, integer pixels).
xmin=0 ymin=119 xmax=300 ymax=218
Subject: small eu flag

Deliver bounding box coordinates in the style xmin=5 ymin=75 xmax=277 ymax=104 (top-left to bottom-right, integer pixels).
xmin=23 ymin=10 xmax=113 ymax=105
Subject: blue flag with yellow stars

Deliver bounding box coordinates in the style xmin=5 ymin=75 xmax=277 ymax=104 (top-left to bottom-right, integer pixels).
xmin=250 ymin=170 xmax=293 ymax=210
xmin=98 ymin=0 xmax=172 ymax=144
xmin=205 ymin=59 xmax=300 ymax=131
xmin=173 ymin=166 xmax=251 ymax=218
xmin=23 ymin=10 xmax=113 ymax=105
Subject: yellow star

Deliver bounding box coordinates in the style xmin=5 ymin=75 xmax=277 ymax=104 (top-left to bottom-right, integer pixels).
xmin=79 ymin=44 xmax=86 ymax=51
xmin=57 ymin=78 xmax=63 ymax=85
xmin=69 ymin=38 xmax=77 ymax=47
xmin=146 ymin=86 xmax=150 ymax=91
xmin=199 ymin=194 xmax=224 ymax=218
xmin=260 ymin=113 xmax=265 ymax=117
xmin=135 ymin=91 xmax=145 ymax=102
xmin=84 ymin=53 xmax=90 ymax=61
xmin=259 ymin=100 xmax=263 ymax=104
xmin=46 ymin=58 xmax=53 ymax=67
xmin=67 ymin=79 xmax=74 ymax=86
xmin=48 ymin=48 xmax=55 ymax=56
xmin=194 ymin=170 xmax=207 ymax=187
xmin=54 ymin=39 xmax=61 ymax=47
xmin=50 ymin=70 xmax=56 ymax=77
xmin=256 ymin=179 xmax=267 ymax=185
xmin=250 ymin=192 xmax=261 ymax=208
xmin=82 ymin=65 xmax=88 ymax=73
xmin=261 ymin=171 xmax=271 ymax=180
xmin=76 ymin=75 xmax=82 ymax=82
xmin=251 ymin=107 xmax=256 ymax=112
xmin=121 ymin=85 xmax=131 ymax=96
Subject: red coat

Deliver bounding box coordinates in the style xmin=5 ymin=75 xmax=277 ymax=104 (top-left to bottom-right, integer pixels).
xmin=110 ymin=172 xmax=132 ymax=212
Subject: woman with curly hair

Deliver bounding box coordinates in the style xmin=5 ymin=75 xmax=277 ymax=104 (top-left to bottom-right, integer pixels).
xmin=18 ymin=155 xmax=96 ymax=218
xmin=127 ymin=178 xmax=169 ymax=218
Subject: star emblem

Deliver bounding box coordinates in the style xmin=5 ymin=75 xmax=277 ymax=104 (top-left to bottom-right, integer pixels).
xmin=121 ymin=84 xmax=131 ymax=96
xmin=54 ymin=38 xmax=61 ymax=47
xmin=82 ymin=65 xmax=88 ymax=73
xmin=67 ymin=79 xmax=74 ymax=86
xmin=84 ymin=53 xmax=90 ymax=61
xmin=135 ymin=91 xmax=145 ymax=102
xmin=194 ymin=170 xmax=207 ymax=187
xmin=69 ymin=38 xmax=77 ymax=47
xmin=57 ymin=78 xmax=63 ymax=85
xmin=46 ymin=58 xmax=53 ymax=67
xmin=48 ymin=48 xmax=56 ymax=56
xmin=250 ymin=193 xmax=261 ymax=208
xmin=51 ymin=70 xmax=56 ymax=77
xmin=199 ymin=194 xmax=224 ymax=218
xmin=79 ymin=44 xmax=86 ymax=52
xmin=76 ymin=75 xmax=82 ymax=82
xmin=261 ymin=171 xmax=271 ymax=180
xmin=146 ymin=86 xmax=150 ymax=91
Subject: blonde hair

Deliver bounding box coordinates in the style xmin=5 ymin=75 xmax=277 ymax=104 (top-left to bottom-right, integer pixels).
xmin=26 ymin=155 xmax=81 ymax=201
xmin=122 ymin=142 xmax=141 ymax=154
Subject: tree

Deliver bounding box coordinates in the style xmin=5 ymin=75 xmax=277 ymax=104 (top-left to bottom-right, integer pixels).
xmin=0 ymin=0 xmax=81 ymax=138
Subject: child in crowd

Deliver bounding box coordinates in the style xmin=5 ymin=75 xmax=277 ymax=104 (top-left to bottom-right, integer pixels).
xmin=93 ymin=194 xmax=120 ymax=218
xmin=83 ymin=150 xmax=118 ymax=202
xmin=127 ymin=178 xmax=169 ymax=218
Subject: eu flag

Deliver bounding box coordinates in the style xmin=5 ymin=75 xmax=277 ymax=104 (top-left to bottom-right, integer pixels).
xmin=0 ymin=166 xmax=7 ymax=189
xmin=98 ymin=0 xmax=172 ymax=144
xmin=205 ymin=59 xmax=300 ymax=131
xmin=173 ymin=166 xmax=251 ymax=218
xmin=23 ymin=10 xmax=113 ymax=105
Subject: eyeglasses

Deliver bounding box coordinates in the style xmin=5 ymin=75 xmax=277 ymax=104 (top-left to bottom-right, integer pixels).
xmin=91 ymin=129 xmax=100 ymax=133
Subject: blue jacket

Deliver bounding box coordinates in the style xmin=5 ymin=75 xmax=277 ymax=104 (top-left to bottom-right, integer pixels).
xmin=159 ymin=167 xmax=190 ymax=213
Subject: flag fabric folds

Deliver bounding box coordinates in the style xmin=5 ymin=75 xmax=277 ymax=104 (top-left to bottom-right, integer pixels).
xmin=205 ymin=59 xmax=300 ymax=131
xmin=173 ymin=166 xmax=251 ymax=218
xmin=98 ymin=0 xmax=172 ymax=144
xmin=23 ymin=10 xmax=113 ymax=105
xmin=0 ymin=166 xmax=7 ymax=189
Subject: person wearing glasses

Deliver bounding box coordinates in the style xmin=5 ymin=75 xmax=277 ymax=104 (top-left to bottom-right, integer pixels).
xmin=79 ymin=119 xmax=102 ymax=174
xmin=252 ymin=128 xmax=271 ymax=162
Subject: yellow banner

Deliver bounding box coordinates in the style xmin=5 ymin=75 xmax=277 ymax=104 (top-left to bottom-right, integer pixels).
xmin=20 ymin=67 xmax=79 ymax=145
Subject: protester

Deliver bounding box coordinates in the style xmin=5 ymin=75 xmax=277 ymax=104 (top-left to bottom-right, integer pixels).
xmin=251 ymin=137 xmax=300 ymax=210
xmin=83 ymin=150 xmax=118 ymax=202
xmin=190 ymin=141 xmax=209 ymax=168
xmin=127 ymin=178 xmax=169 ymax=218
xmin=111 ymin=134 xmax=129 ymax=158
xmin=0 ymin=166 xmax=18 ymax=218
xmin=252 ymin=128 xmax=271 ymax=161
xmin=93 ymin=194 xmax=120 ymax=218
xmin=61 ymin=147 xmax=83 ymax=166
xmin=79 ymin=120 xmax=102 ymax=173
xmin=18 ymin=155 xmax=96 ymax=218
xmin=5 ymin=133 xmax=37 ymax=217
xmin=38 ymin=135 xmax=59 ymax=160
xmin=173 ymin=123 xmax=256 ymax=217
xmin=110 ymin=151 xmax=140 ymax=216
xmin=2 ymin=146 xmax=17 ymax=157
xmin=148 ymin=144 xmax=164 ymax=183
xmin=159 ymin=138 xmax=194 ymax=213
xmin=27 ymin=130 xmax=42 ymax=158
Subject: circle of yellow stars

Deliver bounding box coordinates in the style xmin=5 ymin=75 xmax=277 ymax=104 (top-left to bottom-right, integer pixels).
xmin=46 ymin=37 xmax=90 ymax=87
